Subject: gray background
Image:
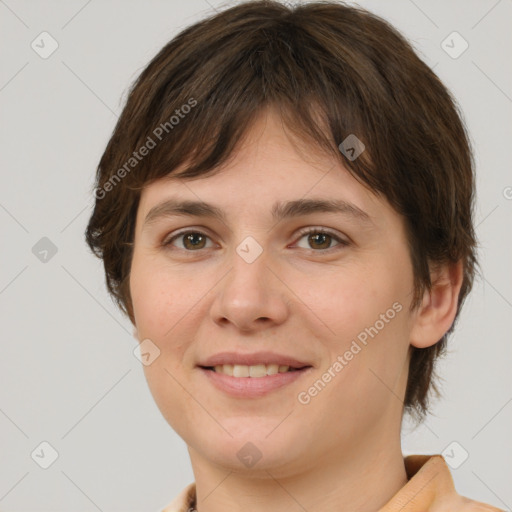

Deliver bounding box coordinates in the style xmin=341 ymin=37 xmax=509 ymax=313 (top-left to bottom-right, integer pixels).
xmin=1 ymin=0 xmax=511 ymax=510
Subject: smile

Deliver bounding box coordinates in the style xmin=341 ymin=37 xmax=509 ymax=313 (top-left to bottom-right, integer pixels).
xmin=199 ymin=365 xmax=313 ymax=398
xmin=206 ymin=363 xmax=303 ymax=377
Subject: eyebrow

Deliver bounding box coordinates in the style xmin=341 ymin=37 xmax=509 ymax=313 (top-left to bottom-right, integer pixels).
xmin=142 ymin=197 xmax=373 ymax=230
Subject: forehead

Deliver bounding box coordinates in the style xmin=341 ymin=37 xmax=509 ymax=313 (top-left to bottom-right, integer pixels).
xmin=136 ymin=108 xmax=389 ymax=227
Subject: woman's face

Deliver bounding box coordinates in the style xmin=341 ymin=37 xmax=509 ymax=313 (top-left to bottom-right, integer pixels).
xmin=130 ymin=108 xmax=417 ymax=476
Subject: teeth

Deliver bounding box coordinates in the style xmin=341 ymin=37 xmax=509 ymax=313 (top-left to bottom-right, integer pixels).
xmin=213 ymin=363 xmax=293 ymax=377
xmin=233 ymin=364 xmax=249 ymax=377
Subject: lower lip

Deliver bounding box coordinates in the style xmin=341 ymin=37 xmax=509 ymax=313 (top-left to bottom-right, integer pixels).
xmin=199 ymin=367 xmax=312 ymax=398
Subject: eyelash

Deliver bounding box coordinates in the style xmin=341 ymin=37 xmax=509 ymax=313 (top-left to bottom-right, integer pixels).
xmin=161 ymin=227 xmax=350 ymax=254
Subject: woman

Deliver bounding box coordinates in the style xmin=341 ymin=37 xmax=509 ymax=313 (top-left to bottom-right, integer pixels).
xmin=85 ymin=1 xmax=502 ymax=510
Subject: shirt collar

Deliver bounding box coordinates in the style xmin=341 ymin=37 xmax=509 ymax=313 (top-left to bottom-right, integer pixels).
xmin=378 ymin=455 xmax=456 ymax=511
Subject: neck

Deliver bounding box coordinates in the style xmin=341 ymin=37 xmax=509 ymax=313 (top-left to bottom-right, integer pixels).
xmin=188 ymin=435 xmax=408 ymax=512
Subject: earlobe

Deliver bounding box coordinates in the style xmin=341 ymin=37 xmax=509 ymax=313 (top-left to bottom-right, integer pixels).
xmin=410 ymin=261 xmax=464 ymax=349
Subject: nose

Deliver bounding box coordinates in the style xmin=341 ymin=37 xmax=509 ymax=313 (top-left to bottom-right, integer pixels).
xmin=209 ymin=243 xmax=290 ymax=333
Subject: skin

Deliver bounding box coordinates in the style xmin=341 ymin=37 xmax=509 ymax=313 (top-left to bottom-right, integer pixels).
xmin=130 ymin=107 xmax=463 ymax=512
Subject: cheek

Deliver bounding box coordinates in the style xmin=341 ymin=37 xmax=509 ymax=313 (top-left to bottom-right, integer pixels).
xmin=293 ymin=258 xmax=411 ymax=405
xmin=130 ymin=256 xmax=202 ymax=436
xmin=290 ymin=257 xmax=408 ymax=341
xmin=130 ymin=255 xmax=199 ymax=406
xmin=130 ymin=252 xmax=200 ymax=340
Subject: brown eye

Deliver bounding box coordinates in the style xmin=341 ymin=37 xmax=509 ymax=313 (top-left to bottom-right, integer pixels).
xmin=307 ymin=232 xmax=332 ymax=250
xmin=182 ymin=233 xmax=207 ymax=250
xmin=295 ymin=228 xmax=349 ymax=251
xmin=164 ymin=231 xmax=213 ymax=251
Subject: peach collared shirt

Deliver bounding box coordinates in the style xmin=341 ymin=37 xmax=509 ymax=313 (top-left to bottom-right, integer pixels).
xmin=161 ymin=454 xmax=504 ymax=512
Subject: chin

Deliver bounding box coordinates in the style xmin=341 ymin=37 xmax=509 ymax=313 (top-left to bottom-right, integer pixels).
xmin=192 ymin=423 xmax=307 ymax=473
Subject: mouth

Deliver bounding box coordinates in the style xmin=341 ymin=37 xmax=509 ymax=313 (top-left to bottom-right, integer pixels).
xmin=196 ymin=351 xmax=314 ymax=397
xmin=199 ymin=363 xmax=311 ymax=377
xmin=197 ymin=362 xmax=313 ymax=398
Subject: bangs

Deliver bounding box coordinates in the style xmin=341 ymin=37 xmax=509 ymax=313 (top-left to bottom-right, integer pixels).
xmin=111 ymin=6 xmax=394 ymax=196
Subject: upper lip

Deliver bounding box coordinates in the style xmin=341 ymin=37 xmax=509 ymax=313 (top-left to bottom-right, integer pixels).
xmin=198 ymin=351 xmax=312 ymax=369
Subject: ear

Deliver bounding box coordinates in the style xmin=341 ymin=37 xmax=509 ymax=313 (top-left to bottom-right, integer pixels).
xmin=410 ymin=260 xmax=464 ymax=349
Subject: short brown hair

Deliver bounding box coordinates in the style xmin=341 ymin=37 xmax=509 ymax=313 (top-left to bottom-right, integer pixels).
xmin=85 ymin=0 xmax=477 ymax=422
